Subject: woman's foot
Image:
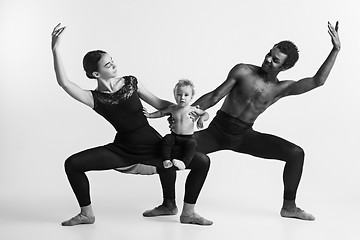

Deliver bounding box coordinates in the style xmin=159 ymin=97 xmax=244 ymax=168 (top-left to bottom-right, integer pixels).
xmin=143 ymin=204 xmax=178 ymax=217
xmin=180 ymin=213 xmax=213 ymax=226
xmin=61 ymin=213 xmax=95 ymax=226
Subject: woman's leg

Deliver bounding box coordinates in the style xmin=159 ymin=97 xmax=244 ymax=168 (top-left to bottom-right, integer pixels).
xmin=62 ymin=146 xmax=133 ymax=226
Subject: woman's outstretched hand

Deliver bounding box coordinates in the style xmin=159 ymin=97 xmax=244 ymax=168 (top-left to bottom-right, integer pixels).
xmin=51 ymin=23 xmax=66 ymax=51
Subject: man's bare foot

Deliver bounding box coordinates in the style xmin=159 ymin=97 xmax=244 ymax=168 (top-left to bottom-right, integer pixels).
xmin=280 ymin=207 xmax=315 ymax=221
xmin=172 ymin=159 xmax=186 ymax=170
xmin=180 ymin=212 xmax=213 ymax=226
xmin=143 ymin=204 xmax=178 ymax=217
xmin=61 ymin=213 xmax=95 ymax=226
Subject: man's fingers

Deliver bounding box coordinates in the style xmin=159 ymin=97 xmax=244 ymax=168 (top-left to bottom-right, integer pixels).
xmin=53 ymin=23 xmax=61 ymax=30
xmin=52 ymin=27 xmax=66 ymax=37
xmin=52 ymin=23 xmax=61 ymax=33
xmin=52 ymin=23 xmax=66 ymax=37
xmin=58 ymin=27 xmax=65 ymax=35
xmin=327 ymin=21 xmax=339 ymax=33
xmin=335 ymin=21 xmax=339 ymax=32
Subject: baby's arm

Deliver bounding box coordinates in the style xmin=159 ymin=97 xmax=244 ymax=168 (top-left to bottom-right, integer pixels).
xmin=144 ymin=105 xmax=174 ymax=119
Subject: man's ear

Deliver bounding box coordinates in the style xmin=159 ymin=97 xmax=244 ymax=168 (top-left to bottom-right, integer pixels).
xmin=280 ymin=60 xmax=290 ymax=71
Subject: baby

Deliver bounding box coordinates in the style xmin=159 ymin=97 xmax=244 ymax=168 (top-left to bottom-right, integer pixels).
xmin=144 ymin=79 xmax=208 ymax=170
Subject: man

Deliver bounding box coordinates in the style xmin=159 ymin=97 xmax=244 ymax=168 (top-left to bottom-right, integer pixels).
xmin=138 ymin=21 xmax=340 ymax=222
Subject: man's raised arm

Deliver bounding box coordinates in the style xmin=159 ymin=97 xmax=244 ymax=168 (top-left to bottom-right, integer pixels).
xmin=281 ymin=21 xmax=341 ymax=97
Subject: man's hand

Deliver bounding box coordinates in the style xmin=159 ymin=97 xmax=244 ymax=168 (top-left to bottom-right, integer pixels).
xmin=167 ymin=115 xmax=175 ymax=131
xmin=328 ymin=21 xmax=341 ymax=50
xmin=188 ymin=105 xmax=201 ymax=122
xmin=188 ymin=111 xmax=200 ymax=122
xmin=196 ymin=116 xmax=205 ymax=129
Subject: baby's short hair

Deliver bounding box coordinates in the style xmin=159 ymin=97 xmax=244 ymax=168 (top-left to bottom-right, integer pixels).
xmin=173 ymin=79 xmax=195 ymax=96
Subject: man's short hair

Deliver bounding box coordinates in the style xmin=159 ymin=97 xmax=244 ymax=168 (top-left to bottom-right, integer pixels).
xmin=274 ymin=40 xmax=299 ymax=70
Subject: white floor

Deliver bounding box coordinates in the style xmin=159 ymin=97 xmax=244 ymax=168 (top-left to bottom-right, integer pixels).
xmin=0 ymin=193 xmax=357 ymax=240
xmin=1 ymin=155 xmax=359 ymax=240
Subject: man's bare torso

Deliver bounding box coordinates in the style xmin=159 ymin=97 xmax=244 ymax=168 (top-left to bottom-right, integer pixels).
xmin=220 ymin=64 xmax=288 ymax=123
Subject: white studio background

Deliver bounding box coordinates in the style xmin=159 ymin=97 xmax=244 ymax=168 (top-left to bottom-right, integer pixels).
xmin=0 ymin=0 xmax=359 ymax=239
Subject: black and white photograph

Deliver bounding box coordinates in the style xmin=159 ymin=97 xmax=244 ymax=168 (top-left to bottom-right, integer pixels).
xmin=0 ymin=0 xmax=358 ymax=239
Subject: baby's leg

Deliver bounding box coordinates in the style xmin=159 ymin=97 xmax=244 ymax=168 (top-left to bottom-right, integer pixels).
xmin=161 ymin=134 xmax=175 ymax=168
xmin=173 ymin=137 xmax=197 ymax=169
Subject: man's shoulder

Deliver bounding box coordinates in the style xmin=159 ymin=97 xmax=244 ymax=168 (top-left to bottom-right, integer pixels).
xmin=230 ymin=63 xmax=259 ymax=78
xmin=233 ymin=63 xmax=259 ymax=72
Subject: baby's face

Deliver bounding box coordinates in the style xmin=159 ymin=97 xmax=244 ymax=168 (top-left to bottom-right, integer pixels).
xmin=174 ymin=86 xmax=193 ymax=106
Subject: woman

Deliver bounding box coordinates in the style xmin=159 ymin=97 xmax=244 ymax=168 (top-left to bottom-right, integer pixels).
xmin=51 ymin=23 xmax=212 ymax=226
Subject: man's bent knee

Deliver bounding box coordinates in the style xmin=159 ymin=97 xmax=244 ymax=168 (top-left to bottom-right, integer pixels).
xmin=292 ymin=145 xmax=304 ymax=159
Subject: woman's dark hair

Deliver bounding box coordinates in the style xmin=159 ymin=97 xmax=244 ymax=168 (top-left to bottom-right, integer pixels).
xmin=273 ymin=40 xmax=299 ymax=70
xmin=82 ymin=50 xmax=107 ymax=79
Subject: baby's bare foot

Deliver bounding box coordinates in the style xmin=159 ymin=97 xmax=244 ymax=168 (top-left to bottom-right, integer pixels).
xmin=163 ymin=160 xmax=173 ymax=168
xmin=172 ymin=159 xmax=186 ymax=170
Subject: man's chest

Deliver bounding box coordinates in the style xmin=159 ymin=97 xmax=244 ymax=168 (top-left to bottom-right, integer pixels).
xmin=237 ymin=78 xmax=279 ymax=104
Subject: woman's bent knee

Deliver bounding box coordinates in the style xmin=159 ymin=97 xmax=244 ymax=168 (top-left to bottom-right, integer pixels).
xmin=64 ymin=155 xmax=78 ymax=173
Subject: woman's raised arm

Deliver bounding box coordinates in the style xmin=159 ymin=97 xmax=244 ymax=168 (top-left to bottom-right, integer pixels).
xmin=51 ymin=23 xmax=93 ymax=108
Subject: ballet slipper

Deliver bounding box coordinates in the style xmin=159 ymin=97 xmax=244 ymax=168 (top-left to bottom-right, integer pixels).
xmin=280 ymin=207 xmax=315 ymax=221
xmin=143 ymin=204 xmax=178 ymax=217
xmin=61 ymin=213 xmax=95 ymax=226
xmin=180 ymin=213 xmax=213 ymax=226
